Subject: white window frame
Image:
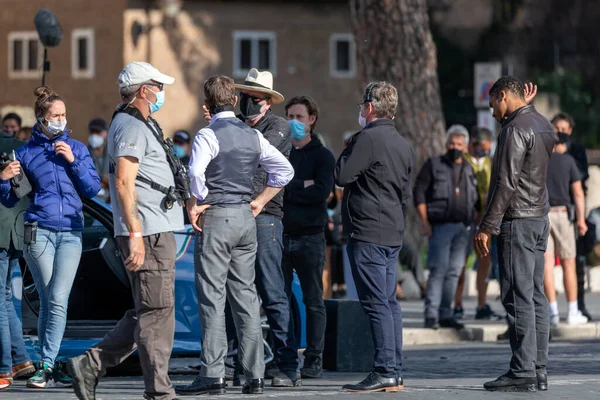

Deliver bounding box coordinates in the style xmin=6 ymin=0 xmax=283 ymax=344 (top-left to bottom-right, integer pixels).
xmin=71 ymin=28 xmax=95 ymax=79
xmin=232 ymin=30 xmax=277 ymax=78
xmin=7 ymin=31 xmax=43 ymax=79
xmin=329 ymin=33 xmax=356 ymax=79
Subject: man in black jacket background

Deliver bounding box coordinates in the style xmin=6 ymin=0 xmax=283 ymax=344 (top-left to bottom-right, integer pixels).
xmin=550 ymin=112 xmax=592 ymax=321
xmin=475 ymin=76 xmax=556 ymax=393
xmin=282 ymin=95 xmax=335 ymax=380
xmin=335 ymin=81 xmax=414 ymax=393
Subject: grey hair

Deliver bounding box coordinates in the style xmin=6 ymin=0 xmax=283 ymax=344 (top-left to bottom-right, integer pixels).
xmin=445 ymin=124 xmax=469 ymax=144
xmin=120 ymin=84 xmax=141 ymax=99
xmin=366 ymin=81 xmax=398 ymax=119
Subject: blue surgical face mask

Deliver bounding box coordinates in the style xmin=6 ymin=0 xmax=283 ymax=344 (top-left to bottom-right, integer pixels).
xmin=173 ymin=144 xmax=186 ymax=159
xmin=289 ymin=119 xmax=307 ymax=141
xmin=146 ymin=88 xmax=165 ymax=114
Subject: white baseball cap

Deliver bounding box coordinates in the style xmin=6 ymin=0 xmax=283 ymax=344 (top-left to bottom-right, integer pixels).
xmin=117 ymin=61 xmax=175 ymax=88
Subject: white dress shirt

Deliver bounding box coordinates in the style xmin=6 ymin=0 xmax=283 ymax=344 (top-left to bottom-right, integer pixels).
xmin=188 ymin=111 xmax=294 ymax=202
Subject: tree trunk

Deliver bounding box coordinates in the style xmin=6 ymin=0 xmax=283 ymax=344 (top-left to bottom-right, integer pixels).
xmin=350 ymin=0 xmax=446 ymax=250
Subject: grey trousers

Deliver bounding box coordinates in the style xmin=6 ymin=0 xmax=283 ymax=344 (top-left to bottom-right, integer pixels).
xmin=497 ymin=216 xmax=550 ymax=378
xmin=85 ymin=233 xmax=177 ymax=400
xmin=424 ymin=223 xmax=470 ymax=320
xmin=195 ymin=205 xmax=264 ymax=379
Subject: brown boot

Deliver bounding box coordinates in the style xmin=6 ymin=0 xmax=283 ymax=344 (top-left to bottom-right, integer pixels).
xmin=12 ymin=361 xmax=36 ymax=380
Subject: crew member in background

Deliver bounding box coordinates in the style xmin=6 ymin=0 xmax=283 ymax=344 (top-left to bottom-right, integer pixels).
xmin=551 ymin=112 xmax=592 ymax=321
xmin=172 ymin=130 xmax=191 ymax=165
xmin=0 ymin=120 xmax=35 ymax=392
xmin=453 ymin=127 xmax=498 ymax=320
xmin=87 ymin=118 xmax=110 ymax=202
xmin=283 ymin=96 xmax=335 ymax=380
xmin=544 ymin=133 xmax=588 ymax=326
xmin=336 ymin=81 xmax=414 ymax=393
xmin=2 ymin=114 xmax=21 ymax=137
xmin=414 ymin=125 xmax=478 ymax=330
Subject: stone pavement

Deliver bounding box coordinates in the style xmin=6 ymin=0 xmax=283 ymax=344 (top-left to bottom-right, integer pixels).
xmin=399 ymin=293 xmax=600 ymax=345
xmin=2 ymin=340 xmax=599 ymax=400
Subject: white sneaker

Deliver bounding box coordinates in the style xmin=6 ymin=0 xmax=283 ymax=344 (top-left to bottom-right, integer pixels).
xmin=567 ymin=311 xmax=588 ymax=325
xmin=550 ymin=314 xmax=560 ymax=327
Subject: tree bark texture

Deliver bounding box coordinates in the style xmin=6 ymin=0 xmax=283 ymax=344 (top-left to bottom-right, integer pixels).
xmin=350 ymin=0 xmax=447 ymax=250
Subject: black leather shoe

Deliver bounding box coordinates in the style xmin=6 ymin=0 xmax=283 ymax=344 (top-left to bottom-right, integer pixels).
xmin=580 ymin=307 xmax=593 ymax=322
xmin=439 ymin=318 xmax=465 ymax=329
xmin=497 ymin=329 xmax=509 ymax=341
xmin=342 ymin=372 xmax=400 ymax=392
xmin=397 ymin=376 xmax=405 ymax=390
xmin=484 ymin=372 xmax=536 ymax=392
xmin=242 ymin=378 xmax=264 ymax=394
xmin=424 ymin=318 xmax=439 ymax=330
xmin=537 ymin=372 xmax=548 ymax=391
xmin=175 ymin=376 xmax=226 ymax=396
xmin=271 ymin=370 xmax=301 ymax=387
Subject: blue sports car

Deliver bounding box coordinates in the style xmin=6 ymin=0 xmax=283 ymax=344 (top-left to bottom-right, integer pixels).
xmin=12 ymin=197 xmax=307 ymax=365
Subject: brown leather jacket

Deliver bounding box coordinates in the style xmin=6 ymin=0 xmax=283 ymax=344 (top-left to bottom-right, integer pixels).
xmin=480 ymin=105 xmax=556 ymax=235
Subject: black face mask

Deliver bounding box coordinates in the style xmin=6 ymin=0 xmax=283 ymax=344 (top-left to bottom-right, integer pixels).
xmin=446 ymin=148 xmax=463 ymax=162
xmin=474 ymin=148 xmax=487 ymax=158
xmin=557 ymin=132 xmax=571 ymax=145
xmin=239 ymin=93 xmax=265 ymax=120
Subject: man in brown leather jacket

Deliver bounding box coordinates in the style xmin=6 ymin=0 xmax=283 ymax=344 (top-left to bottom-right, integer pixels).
xmin=474 ymin=76 xmax=555 ymax=393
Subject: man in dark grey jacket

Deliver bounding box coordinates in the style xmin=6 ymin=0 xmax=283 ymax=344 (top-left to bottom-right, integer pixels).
xmin=335 ymin=81 xmax=414 ymax=393
xmin=475 ymin=76 xmax=556 ymax=393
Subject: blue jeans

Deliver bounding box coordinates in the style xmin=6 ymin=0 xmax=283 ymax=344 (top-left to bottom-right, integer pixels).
xmin=226 ymin=214 xmax=298 ymax=372
xmin=347 ymin=238 xmax=402 ymax=378
xmin=0 ymin=244 xmax=31 ymax=373
xmin=425 ymin=222 xmax=470 ymax=321
xmin=24 ymin=228 xmax=82 ymax=366
xmin=282 ymin=232 xmax=327 ymax=363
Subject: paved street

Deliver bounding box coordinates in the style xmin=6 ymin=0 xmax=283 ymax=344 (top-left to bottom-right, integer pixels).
xmin=2 ymin=339 xmax=599 ymax=400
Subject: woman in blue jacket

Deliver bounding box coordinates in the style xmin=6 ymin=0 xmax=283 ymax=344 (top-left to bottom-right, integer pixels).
xmin=0 ymin=86 xmax=100 ymax=389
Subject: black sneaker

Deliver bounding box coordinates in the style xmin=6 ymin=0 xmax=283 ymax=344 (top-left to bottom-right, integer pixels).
xmin=52 ymin=361 xmax=73 ymax=388
xmin=439 ymin=318 xmax=464 ymax=329
xmin=424 ymin=318 xmax=439 ymax=330
xmin=27 ymin=361 xmax=53 ymax=389
xmin=475 ymin=304 xmax=496 ymax=320
xmin=580 ymin=307 xmax=593 ymax=322
xmin=342 ymin=371 xmax=400 ymax=392
xmin=484 ymin=371 xmax=537 ymax=392
xmin=271 ymin=370 xmax=301 ymax=387
xmin=301 ymin=357 xmax=322 ymax=379
xmin=453 ymin=305 xmax=464 ymax=319
xmin=242 ymin=378 xmax=264 ymax=394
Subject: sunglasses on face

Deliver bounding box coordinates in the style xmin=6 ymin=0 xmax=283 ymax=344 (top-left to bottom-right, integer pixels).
xmin=241 ymin=92 xmax=268 ymax=103
xmin=146 ymin=82 xmax=164 ymax=91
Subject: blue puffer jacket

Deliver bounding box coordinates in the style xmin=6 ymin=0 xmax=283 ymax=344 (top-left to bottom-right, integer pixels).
xmin=0 ymin=123 xmax=101 ymax=231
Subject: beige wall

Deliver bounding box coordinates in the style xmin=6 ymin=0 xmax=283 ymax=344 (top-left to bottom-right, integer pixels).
xmin=124 ymin=0 xmax=362 ymax=155
xmin=0 ymin=0 xmax=126 ymax=142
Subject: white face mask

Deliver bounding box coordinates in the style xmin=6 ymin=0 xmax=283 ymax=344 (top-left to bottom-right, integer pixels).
xmin=88 ymin=133 xmax=105 ymax=149
xmin=358 ymin=109 xmax=367 ymax=128
xmin=46 ymin=119 xmax=67 ymax=135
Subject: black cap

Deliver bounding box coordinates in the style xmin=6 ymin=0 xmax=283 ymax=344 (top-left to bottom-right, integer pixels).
xmin=174 ymin=130 xmax=191 ymax=144
xmin=88 ymin=118 xmax=107 ymax=132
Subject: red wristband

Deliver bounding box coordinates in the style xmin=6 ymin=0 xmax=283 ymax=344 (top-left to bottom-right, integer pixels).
xmin=129 ymin=232 xmax=142 ymax=238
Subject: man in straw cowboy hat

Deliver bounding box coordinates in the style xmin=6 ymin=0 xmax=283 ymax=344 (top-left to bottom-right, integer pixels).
xmin=206 ymin=69 xmax=300 ymax=387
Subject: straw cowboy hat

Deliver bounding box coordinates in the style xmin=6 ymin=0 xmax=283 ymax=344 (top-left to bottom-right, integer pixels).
xmin=234 ymin=68 xmax=284 ymax=104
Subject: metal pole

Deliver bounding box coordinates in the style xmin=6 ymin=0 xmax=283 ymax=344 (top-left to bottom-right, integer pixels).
xmin=42 ymin=47 xmax=49 ymax=86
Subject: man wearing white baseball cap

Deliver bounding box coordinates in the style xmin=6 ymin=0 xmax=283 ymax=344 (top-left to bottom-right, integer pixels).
xmin=67 ymin=61 xmax=184 ymax=400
